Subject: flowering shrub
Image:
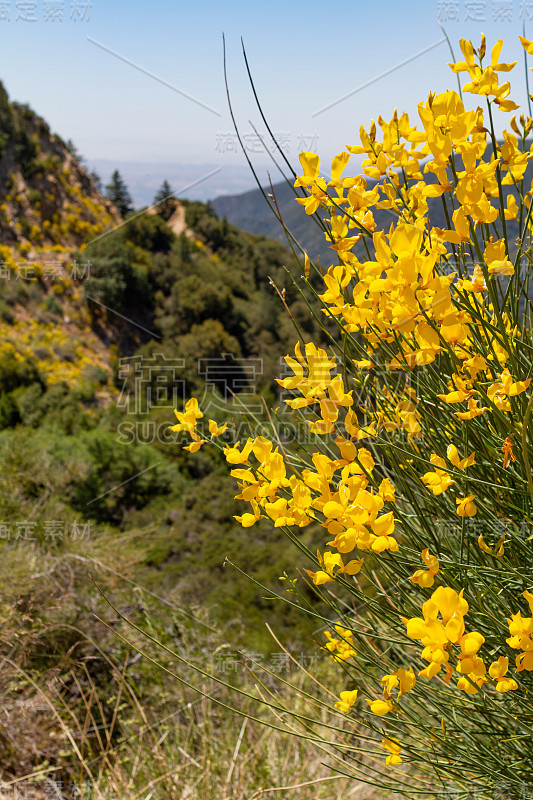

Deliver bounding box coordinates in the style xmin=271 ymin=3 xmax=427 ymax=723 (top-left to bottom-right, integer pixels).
xmin=172 ymin=36 xmax=533 ymax=799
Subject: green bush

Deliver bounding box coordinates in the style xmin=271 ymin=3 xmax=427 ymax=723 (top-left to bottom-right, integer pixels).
xmin=0 ymin=393 xmax=20 ymax=429
xmin=69 ymin=429 xmax=182 ymax=523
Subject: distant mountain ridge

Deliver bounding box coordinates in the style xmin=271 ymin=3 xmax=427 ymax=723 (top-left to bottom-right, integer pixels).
xmin=212 ymin=179 xmax=333 ymax=262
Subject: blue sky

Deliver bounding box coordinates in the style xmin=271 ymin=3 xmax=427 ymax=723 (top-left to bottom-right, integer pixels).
xmin=2 ymin=0 xmax=533 ymax=201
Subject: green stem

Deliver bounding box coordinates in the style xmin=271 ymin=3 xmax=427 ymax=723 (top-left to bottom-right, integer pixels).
xmin=521 ymin=389 xmax=533 ymax=505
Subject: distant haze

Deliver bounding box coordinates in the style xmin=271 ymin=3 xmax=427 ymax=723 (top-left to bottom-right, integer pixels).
xmin=87 ymin=159 xmax=280 ymax=206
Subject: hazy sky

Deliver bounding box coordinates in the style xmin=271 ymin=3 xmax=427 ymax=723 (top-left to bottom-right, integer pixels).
xmin=2 ymin=0 xmax=533 ymax=200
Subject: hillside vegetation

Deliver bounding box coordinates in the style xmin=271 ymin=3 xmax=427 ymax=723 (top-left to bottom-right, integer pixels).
xmin=0 ymin=81 xmax=347 ymax=794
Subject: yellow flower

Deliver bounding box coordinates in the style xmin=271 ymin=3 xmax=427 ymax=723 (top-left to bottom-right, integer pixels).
xmin=323 ymin=626 xmax=356 ymax=662
xmin=502 ymin=437 xmax=516 ymax=469
xmin=489 ymin=656 xmax=518 ymax=692
xmin=488 ymin=370 xmax=531 ymax=412
xmin=381 ymin=667 xmax=416 ymax=701
xmin=456 ymin=495 xmax=477 ymax=517
xmin=448 ymin=38 xmax=478 ymax=78
xmin=422 ymin=456 xmax=455 ymax=495
xmin=366 ymin=698 xmax=394 ymax=715
xmin=438 ymin=374 xmax=476 ymax=404
xmin=410 ymin=549 xmax=440 ymax=588
xmin=449 ymin=37 xmax=515 ymax=97
xmin=234 ymin=499 xmax=262 ymax=528
xmin=334 ymin=689 xmax=358 ymax=714
xmin=507 ymin=592 xmax=533 ymax=672
xmin=484 ymin=239 xmax=514 ymax=276
xmin=404 ymin=587 xmax=482 ymax=681
xmin=183 ymin=438 xmax=204 ymax=453
xmin=504 ymin=193 xmax=518 ymax=219
xmin=457 ymin=265 xmax=486 ymax=293
xmin=224 ymin=439 xmax=254 ymax=465
xmin=294 ymin=153 xmax=328 ymax=214
xmin=435 ymin=206 xmax=471 ymax=244
xmin=382 ymin=738 xmax=402 ymax=767
xmin=446 ymin=445 xmax=476 ymax=470
xmin=457 ymin=674 xmax=488 ymax=694
xmin=171 ymin=397 xmax=203 ymax=435
xmin=208 ymin=420 xmax=228 ymax=438
xmin=306 ymin=550 xmax=364 ymax=585
xmin=519 ymin=34 xmax=533 ymax=54
xmin=478 ymin=532 xmax=505 ymax=557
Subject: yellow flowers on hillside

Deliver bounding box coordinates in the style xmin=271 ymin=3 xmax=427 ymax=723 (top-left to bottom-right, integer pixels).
xmin=172 ymin=34 xmax=533 ymax=794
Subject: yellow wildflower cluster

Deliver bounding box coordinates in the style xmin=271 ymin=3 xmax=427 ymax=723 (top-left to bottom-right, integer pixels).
xmin=170 ymin=397 xmax=227 ymax=453
xmin=292 ymin=46 xmax=531 ymax=415
xmin=0 ymin=318 xmax=111 ymax=388
xmin=226 ymin=433 xmax=396 ymax=556
xmin=449 ymin=37 xmax=517 ymax=109
xmin=174 ymin=34 xmax=533 ymax=779
xmin=405 ymin=587 xmax=482 ymax=686
xmin=367 ymin=667 xmax=416 ymax=716
xmin=404 ymin=586 xmax=518 ymax=696
xmin=175 ymin=388 xmax=399 ymax=565
xmin=324 ymin=625 xmax=356 ymax=662
xmin=507 ymin=591 xmax=533 ymax=672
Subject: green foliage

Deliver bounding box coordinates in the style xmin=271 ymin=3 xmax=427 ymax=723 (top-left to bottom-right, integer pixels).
xmin=43 ymin=294 xmax=62 ymax=316
xmin=12 ymin=382 xmax=45 ymax=427
xmin=83 ymin=230 xmax=150 ymax=316
xmin=0 ymin=392 xmax=20 ymax=428
xmin=172 ymin=273 xmax=234 ymax=331
xmin=175 ymin=319 xmax=243 ymax=396
xmin=123 ymin=212 xmax=175 ymax=254
xmin=89 ymin=168 xmax=102 ymax=192
xmin=0 ymin=299 xmax=14 ymax=323
xmin=0 ymin=347 xmax=42 ymax=394
xmin=139 ymin=468 xmax=323 ymax=643
xmin=65 ymin=138 xmax=84 ymax=163
xmin=68 ymin=429 xmax=181 ymax=523
xmin=27 ymin=188 xmax=42 ymax=206
xmin=0 ymin=81 xmax=12 ymax=160
xmin=0 ymin=92 xmax=52 ymax=184
xmin=0 ymin=163 xmax=343 ymax=784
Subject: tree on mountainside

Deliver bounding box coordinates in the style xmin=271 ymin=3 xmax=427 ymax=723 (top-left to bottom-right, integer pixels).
xmin=154 ymin=180 xmax=177 ymax=221
xmin=105 ymin=169 xmax=133 ymax=217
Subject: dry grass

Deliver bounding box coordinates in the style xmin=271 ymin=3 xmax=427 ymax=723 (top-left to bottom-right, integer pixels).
xmin=0 ymin=545 xmax=383 ymax=800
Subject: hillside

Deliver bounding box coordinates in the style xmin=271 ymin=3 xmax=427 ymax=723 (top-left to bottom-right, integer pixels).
xmin=0 ymin=80 xmax=343 ymax=788
xmin=0 ymin=81 xmax=120 ymax=256
xmin=212 ymin=177 xmax=335 ymax=262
